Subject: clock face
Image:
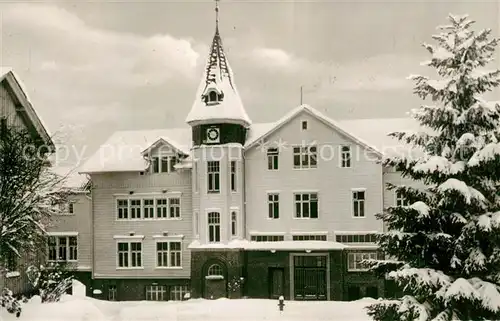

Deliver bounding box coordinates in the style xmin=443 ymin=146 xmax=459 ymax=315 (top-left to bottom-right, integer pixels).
xmin=207 ymin=127 xmax=219 ymax=141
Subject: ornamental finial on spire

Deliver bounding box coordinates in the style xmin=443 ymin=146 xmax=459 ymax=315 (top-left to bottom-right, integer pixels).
xmin=215 ymin=0 xmax=220 ymax=32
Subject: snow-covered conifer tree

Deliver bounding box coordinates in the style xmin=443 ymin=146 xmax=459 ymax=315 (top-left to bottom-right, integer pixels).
xmin=366 ymin=14 xmax=500 ymax=321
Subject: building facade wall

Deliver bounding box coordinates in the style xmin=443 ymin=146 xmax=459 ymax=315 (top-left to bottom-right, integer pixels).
xmin=0 ymin=83 xmax=25 ymax=128
xmin=91 ymin=277 xmax=190 ymax=301
xmin=191 ymin=145 xmax=245 ymax=244
xmin=90 ymin=170 xmax=193 ymax=279
xmin=244 ymin=110 xmax=384 ymax=239
xmin=47 ymin=192 xmax=92 ymax=271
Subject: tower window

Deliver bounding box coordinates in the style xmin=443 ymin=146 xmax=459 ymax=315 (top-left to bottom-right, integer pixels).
xmin=209 ymin=91 xmax=218 ymax=102
xmin=208 ymin=212 xmax=221 ymax=243
xmin=204 ymin=89 xmax=223 ymax=104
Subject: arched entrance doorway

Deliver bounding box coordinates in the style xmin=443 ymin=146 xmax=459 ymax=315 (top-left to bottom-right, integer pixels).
xmin=202 ymin=261 xmax=227 ymax=299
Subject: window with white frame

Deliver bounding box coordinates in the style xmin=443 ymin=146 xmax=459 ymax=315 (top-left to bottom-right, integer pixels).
xmin=144 ymin=199 xmax=154 ymax=218
xmin=347 ymin=252 xmax=377 ymax=271
xmin=352 ymin=190 xmax=365 ymax=217
xmin=117 ymin=241 xmax=142 ymax=268
xmin=250 ymin=235 xmax=284 ymax=242
xmin=161 ymin=157 xmax=169 ymax=173
xmin=294 ymin=193 xmax=318 ymax=218
xmin=170 ymin=285 xmax=189 ymax=301
xmin=48 ymin=236 xmax=77 ymax=262
xmin=170 ymin=242 xmax=181 ymax=267
xmin=117 ymin=197 xmax=181 ymax=220
xmin=207 ymin=264 xmax=223 ymax=276
xmin=130 ymin=199 xmax=141 ymax=219
xmin=156 ymin=241 xmax=182 ymax=268
xmin=48 ymin=237 xmax=56 ymax=261
xmin=231 ymin=211 xmax=237 ymax=237
xmin=117 ymin=243 xmax=129 ymax=267
xmin=57 ymin=201 xmax=75 ymax=215
xmin=293 ymin=146 xmax=317 ymax=169
xmin=208 ymin=212 xmax=221 ymax=243
xmin=336 ymin=233 xmax=376 ymax=243
xmin=156 ymin=198 xmax=168 ymax=218
xmin=267 ymin=148 xmax=279 ymax=170
xmin=169 ymin=198 xmax=180 ymax=218
xmin=396 ymin=190 xmax=410 ymax=206
xmin=230 ymin=161 xmax=237 ymax=192
xmin=292 ymin=234 xmax=327 ymax=241
xmin=131 ymin=242 xmax=142 ymax=267
xmin=207 ymin=161 xmax=220 ymax=193
xmin=150 ymin=156 xmax=177 ymax=174
xmin=151 ymin=157 xmax=159 ymax=173
xmin=145 ymin=285 xmax=167 ymax=301
xmin=268 ymin=193 xmax=279 ymax=219
xmin=341 ymin=146 xmax=351 ymax=168
xmin=117 ymin=199 xmax=129 ymax=219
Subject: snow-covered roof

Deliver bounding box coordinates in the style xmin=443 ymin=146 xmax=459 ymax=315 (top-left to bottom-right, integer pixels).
xmin=81 ymin=104 xmax=429 ymax=174
xmin=52 ymin=166 xmax=90 ymax=191
xmin=80 ymin=128 xmax=191 ymax=173
xmin=0 ymin=68 xmax=53 ymax=149
xmin=337 ymin=117 xmax=421 ymax=152
xmin=185 ymin=28 xmax=251 ymax=127
xmin=246 ymin=104 xmax=384 ymax=157
xmin=188 ymin=240 xmax=347 ymax=250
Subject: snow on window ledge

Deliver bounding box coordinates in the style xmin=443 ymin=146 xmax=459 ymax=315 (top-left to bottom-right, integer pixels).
xmin=205 ymin=275 xmax=224 ymax=280
xmin=6 ymin=271 xmax=20 ymax=278
xmin=93 ymin=289 xmax=102 ymax=295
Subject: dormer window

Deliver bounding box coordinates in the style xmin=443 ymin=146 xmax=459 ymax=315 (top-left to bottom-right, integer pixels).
xmin=209 ymin=91 xmax=218 ymax=102
xmin=149 ymin=155 xmax=178 ymax=174
xmin=203 ymin=89 xmax=224 ymax=105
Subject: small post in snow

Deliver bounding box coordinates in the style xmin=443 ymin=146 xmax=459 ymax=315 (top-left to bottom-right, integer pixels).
xmin=278 ymin=295 xmax=285 ymax=313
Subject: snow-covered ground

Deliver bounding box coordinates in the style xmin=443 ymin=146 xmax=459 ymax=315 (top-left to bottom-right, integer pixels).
xmin=0 ymin=295 xmax=375 ymax=321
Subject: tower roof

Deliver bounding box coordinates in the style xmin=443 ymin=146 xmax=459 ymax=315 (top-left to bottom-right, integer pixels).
xmin=185 ymin=2 xmax=251 ymax=127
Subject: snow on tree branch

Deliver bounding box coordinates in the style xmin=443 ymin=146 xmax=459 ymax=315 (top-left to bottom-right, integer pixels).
xmin=368 ymin=13 xmax=500 ymax=320
xmin=0 ymin=123 xmax=70 ymax=269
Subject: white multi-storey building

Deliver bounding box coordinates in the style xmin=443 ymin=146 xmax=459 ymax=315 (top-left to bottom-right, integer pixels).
xmin=69 ymin=6 xmax=421 ymax=302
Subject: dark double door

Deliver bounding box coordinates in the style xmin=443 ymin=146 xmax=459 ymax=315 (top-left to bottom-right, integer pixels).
xmin=293 ymin=256 xmax=327 ymax=300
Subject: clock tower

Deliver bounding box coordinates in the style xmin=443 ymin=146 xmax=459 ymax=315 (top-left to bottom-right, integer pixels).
xmin=186 ymin=0 xmax=251 ymax=250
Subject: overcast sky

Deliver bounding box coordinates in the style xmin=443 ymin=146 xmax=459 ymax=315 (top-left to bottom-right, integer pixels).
xmin=0 ymin=0 xmax=499 ymax=166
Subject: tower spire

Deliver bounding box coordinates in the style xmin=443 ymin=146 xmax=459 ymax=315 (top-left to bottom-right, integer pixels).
xmin=215 ymin=0 xmax=220 ymax=32
xmin=185 ymin=0 xmax=252 ymax=127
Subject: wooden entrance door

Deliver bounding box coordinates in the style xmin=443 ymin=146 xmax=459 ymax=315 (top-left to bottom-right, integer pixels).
xmin=269 ymin=268 xmax=284 ymax=299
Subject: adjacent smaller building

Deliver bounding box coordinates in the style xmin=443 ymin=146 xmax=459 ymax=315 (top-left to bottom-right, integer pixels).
xmin=0 ymin=68 xmax=54 ymax=296
xmin=46 ymin=167 xmax=92 ymax=295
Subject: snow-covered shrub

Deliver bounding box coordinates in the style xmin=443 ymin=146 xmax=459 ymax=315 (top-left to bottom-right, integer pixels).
xmin=227 ymin=276 xmax=242 ymax=293
xmin=0 ymin=288 xmax=21 ymax=317
xmin=26 ymin=262 xmax=74 ymax=303
xmin=366 ymin=14 xmax=500 ymax=321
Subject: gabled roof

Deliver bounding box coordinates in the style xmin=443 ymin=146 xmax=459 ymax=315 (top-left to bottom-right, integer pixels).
xmin=0 ymin=68 xmax=53 ymax=149
xmin=185 ymin=27 xmax=251 ymax=127
xmin=245 ymin=104 xmax=384 ymax=157
xmin=141 ymin=136 xmax=190 ymax=156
